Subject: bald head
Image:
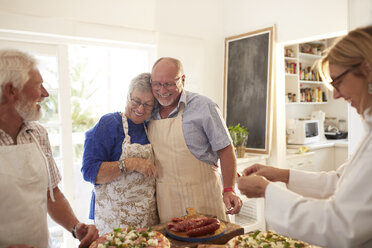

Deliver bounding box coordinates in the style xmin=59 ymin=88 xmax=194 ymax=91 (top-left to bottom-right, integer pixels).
xmin=152 ymin=57 xmax=184 ymax=77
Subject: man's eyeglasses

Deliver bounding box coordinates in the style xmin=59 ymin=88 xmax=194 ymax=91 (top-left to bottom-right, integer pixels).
xmin=130 ymin=98 xmax=154 ymax=110
xmin=150 ymin=76 xmax=182 ymax=90
xmin=329 ymin=64 xmax=360 ymax=92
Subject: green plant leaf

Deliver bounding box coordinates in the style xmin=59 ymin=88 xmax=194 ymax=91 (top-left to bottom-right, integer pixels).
xmin=228 ymin=123 xmax=248 ymax=147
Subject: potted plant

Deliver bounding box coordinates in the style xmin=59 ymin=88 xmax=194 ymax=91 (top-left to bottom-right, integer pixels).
xmin=228 ymin=123 xmax=248 ymax=158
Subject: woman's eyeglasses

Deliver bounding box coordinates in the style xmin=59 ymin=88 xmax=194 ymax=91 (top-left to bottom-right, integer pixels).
xmin=330 ymin=64 xmax=360 ymax=92
xmin=130 ymin=98 xmax=154 ymax=110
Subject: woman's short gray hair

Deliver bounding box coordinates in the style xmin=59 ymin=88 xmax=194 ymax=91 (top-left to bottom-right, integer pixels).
xmin=127 ymin=72 xmax=152 ymax=97
xmin=0 ymin=49 xmax=37 ymax=101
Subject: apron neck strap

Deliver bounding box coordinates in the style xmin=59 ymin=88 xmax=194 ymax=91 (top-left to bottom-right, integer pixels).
xmin=27 ymin=130 xmax=55 ymax=202
xmin=121 ymin=113 xmax=146 ymax=142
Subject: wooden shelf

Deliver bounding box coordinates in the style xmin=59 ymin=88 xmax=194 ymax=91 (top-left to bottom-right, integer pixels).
xmin=298 ymin=52 xmax=322 ymax=59
xmin=299 ymin=80 xmax=323 ymax=84
xmin=297 ymin=101 xmax=328 ymax=105
xmin=285 ymin=41 xmax=328 ymax=105
xmin=286 ymin=101 xmax=328 ymax=105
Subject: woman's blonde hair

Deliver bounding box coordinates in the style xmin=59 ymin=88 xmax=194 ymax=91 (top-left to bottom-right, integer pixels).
xmin=318 ymin=25 xmax=372 ymax=115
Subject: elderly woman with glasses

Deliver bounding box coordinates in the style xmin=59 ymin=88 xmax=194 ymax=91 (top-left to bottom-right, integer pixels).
xmin=237 ymin=25 xmax=372 ymax=247
xmin=82 ymin=72 xmax=159 ymax=235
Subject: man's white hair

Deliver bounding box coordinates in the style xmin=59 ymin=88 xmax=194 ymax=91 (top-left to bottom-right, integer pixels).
xmin=0 ymin=49 xmax=37 ymax=102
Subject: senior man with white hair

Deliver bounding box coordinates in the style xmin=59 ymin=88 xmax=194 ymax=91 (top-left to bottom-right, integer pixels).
xmin=0 ymin=49 xmax=98 ymax=248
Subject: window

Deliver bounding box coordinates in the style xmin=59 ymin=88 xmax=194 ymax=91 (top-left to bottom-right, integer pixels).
xmin=0 ymin=35 xmax=155 ymax=248
xmin=68 ymin=44 xmax=154 ymax=228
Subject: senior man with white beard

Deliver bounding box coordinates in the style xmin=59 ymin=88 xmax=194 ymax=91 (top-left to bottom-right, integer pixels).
xmin=0 ymin=49 xmax=98 ymax=248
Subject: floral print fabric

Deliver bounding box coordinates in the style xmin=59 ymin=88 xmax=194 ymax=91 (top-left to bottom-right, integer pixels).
xmin=94 ymin=115 xmax=158 ymax=235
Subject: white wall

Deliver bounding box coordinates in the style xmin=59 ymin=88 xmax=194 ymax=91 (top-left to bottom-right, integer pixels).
xmin=153 ymin=0 xmax=224 ymax=103
xmin=222 ymin=0 xmax=349 ymax=166
xmin=0 ymin=0 xmax=225 ymax=103
xmin=0 ymin=0 xmax=156 ymax=41
xmin=222 ymin=0 xmax=348 ymax=43
xmin=0 ymin=0 xmax=368 ymax=167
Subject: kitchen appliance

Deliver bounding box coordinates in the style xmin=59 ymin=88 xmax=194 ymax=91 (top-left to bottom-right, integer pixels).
xmin=324 ymin=118 xmax=348 ymax=140
xmin=287 ymin=119 xmax=320 ymax=144
xmin=311 ymin=110 xmax=326 ymax=142
xmin=325 ymin=131 xmax=348 ymax=139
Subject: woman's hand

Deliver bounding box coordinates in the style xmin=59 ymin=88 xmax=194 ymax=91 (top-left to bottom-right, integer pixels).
xmin=237 ymin=174 xmax=270 ymax=198
xmin=242 ymin=163 xmax=289 ymax=184
xmin=124 ymin=157 xmax=158 ymax=178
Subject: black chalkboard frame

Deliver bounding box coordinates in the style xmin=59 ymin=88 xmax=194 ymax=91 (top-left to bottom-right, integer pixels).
xmin=223 ymin=27 xmax=274 ymax=155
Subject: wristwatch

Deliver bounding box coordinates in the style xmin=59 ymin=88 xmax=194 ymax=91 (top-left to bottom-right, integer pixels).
xmin=118 ymin=159 xmax=126 ymax=173
xmin=71 ymin=224 xmax=77 ymax=239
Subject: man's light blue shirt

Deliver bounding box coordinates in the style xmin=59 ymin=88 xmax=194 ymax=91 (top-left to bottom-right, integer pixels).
xmin=152 ymin=90 xmax=232 ymax=165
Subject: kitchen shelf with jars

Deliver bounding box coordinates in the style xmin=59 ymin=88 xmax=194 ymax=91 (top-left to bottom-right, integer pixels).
xmin=285 ymin=41 xmax=329 ymax=104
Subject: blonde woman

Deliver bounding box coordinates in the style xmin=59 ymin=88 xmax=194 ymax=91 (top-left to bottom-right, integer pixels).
xmin=237 ymin=25 xmax=372 ymax=247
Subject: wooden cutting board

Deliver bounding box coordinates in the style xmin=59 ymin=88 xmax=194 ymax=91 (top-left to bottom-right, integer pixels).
xmin=152 ymin=220 xmax=243 ymax=248
xmin=165 ymin=208 xmax=227 ymax=243
xmin=166 ymin=221 xmax=227 ymax=242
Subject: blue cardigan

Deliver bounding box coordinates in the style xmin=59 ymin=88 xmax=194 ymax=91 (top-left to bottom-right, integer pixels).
xmin=81 ymin=112 xmax=150 ymax=219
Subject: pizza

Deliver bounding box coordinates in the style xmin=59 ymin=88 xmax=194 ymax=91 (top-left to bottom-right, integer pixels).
xmin=89 ymin=227 xmax=170 ymax=248
xmin=227 ymin=230 xmax=313 ymax=248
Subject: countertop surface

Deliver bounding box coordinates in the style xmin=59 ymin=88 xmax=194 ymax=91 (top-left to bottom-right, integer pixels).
xmin=236 ymin=153 xmax=269 ymax=163
xmin=287 ymin=139 xmax=348 ymax=150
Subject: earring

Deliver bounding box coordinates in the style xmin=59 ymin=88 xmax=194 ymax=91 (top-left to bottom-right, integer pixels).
xmin=369 ymin=83 xmax=372 ymax=95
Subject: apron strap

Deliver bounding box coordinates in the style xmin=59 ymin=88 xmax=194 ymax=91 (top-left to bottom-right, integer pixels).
xmin=121 ymin=114 xmax=131 ymax=144
xmin=122 ymin=113 xmax=148 ymax=142
xmin=27 ymin=129 xmax=55 ymax=202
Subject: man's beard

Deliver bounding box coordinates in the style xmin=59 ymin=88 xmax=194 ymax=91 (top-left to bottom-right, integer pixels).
xmin=15 ymin=94 xmax=42 ymax=121
xmin=157 ymin=98 xmax=174 ymax=107
xmin=156 ymin=93 xmax=175 ymax=107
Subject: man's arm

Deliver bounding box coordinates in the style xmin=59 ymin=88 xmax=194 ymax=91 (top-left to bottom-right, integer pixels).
xmin=217 ymin=144 xmax=242 ymax=214
xmin=47 ymin=187 xmax=98 ymax=248
xmin=47 ymin=186 xmax=79 ymax=231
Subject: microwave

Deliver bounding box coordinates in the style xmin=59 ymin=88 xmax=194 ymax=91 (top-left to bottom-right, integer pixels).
xmin=287 ymin=120 xmax=320 ymax=145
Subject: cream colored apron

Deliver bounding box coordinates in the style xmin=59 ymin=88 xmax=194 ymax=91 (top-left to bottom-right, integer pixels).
xmin=94 ymin=115 xmax=159 ymax=235
xmin=147 ymin=103 xmax=227 ymax=223
xmin=0 ymin=137 xmax=49 ymax=247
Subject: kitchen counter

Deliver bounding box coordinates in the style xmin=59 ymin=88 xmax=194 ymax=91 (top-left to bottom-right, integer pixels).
xmin=287 ymin=139 xmax=348 ymax=171
xmin=236 ymin=153 xmax=269 ymax=163
xmin=287 ymin=139 xmax=348 ymax=150
xmin=152 ymin=221 xmax=244 ymax=248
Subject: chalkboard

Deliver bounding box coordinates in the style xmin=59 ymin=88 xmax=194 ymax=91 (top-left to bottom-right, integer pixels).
xmin=223 ymin=27 xmax=274 ymax=154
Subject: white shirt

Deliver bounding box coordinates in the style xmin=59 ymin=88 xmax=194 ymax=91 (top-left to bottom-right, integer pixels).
xmin=265 ymin=114 xmax=372 ymax=247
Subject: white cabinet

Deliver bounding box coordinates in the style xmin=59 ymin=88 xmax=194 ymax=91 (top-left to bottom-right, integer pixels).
xmin=229 ymin=155 xmax=267 ymax=233
xmin=287 ymin=150 xmax=334 ymax=172
xmin=334 ymin=145 xmax=348 ymax=169
xmin=286 ymin=152 xmax=315 ymax=171
xmin=287 ymin=141 xmax=348 ymax=172
xmin=312 ymin=147 xmax=334 ymax=172
xmin=285 ymin=41 xmax=329 ymax=104
xmin=236 ymin=156 xmax=267 ymax=175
